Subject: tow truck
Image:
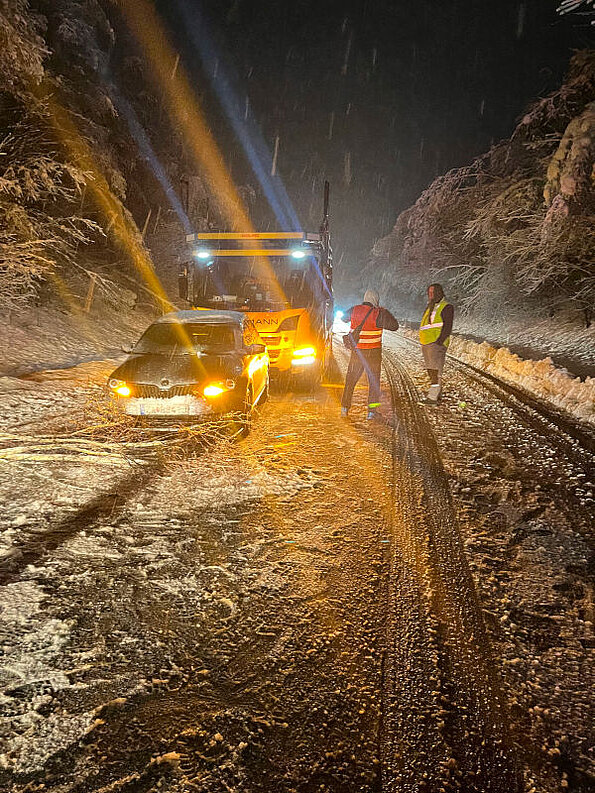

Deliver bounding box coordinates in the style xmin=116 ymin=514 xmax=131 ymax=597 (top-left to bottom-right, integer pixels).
xmin=178 ymin=183 xmax=333 ymax=385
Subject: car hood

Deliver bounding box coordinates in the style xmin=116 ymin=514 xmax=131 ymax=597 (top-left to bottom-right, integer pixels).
xmin=110 ymin=352 xmax=241 ymax=386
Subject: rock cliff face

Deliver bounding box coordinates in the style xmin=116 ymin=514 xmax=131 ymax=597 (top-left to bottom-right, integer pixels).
xmin=365 ymin=52 xmax=595 ymax=368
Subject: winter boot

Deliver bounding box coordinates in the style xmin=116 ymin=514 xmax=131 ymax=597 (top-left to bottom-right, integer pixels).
xmin=425 ymin=384 xmax=441 ymax=404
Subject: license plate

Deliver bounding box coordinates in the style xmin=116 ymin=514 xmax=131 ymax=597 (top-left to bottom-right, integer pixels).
xmin=125 ymin=396 xmax=207 ymax=417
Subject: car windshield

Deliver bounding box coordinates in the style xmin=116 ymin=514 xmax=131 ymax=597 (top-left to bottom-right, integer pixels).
xmin=134 ymin=322 xmax=236 ymax=355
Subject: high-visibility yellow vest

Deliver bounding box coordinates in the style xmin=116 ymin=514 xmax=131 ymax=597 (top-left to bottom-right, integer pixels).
xmin=419 ymin=299 xmax=451 ymax=346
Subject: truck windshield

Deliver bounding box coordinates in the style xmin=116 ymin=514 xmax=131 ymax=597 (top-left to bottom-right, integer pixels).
xmin=191 ymin=256 xmax=320 ymax=311
xmin=134 ymin=323 xmax=236 ymax=354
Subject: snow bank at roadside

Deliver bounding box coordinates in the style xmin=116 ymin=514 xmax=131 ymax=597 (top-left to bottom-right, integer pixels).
xmin=450 ymin=337 xmax=595 ymax=425
xmin=401 ymin=330 xmax=595 ymax=425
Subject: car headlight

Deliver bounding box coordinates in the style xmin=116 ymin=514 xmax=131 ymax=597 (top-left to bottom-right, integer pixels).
xmin=108 ymin=379 xmax=131 ymax=397
xmin=204 ymin=384 xmax=225 ymax=397
xmin=204 ymin=381 xmax=235 ymax=398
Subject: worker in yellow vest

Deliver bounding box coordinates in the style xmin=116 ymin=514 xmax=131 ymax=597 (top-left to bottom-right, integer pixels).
xmin=419 ymin=283 xmax=454 ymax=404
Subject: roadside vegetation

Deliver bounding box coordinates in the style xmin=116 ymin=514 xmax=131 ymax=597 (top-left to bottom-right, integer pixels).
xmin=0 ymin=0 xmax=209 ymax=314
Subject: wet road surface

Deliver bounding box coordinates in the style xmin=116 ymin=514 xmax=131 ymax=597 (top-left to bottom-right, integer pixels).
xmin=0 ymin=342 xmax=592 ymax=791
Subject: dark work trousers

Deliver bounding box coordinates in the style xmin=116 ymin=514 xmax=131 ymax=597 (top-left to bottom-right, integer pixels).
xmin=341 ymin=347 xmax=382 ymax=409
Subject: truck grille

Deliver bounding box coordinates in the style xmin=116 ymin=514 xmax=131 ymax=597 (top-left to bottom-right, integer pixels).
xmin=134 ymin=384 xmax=197 ymax=398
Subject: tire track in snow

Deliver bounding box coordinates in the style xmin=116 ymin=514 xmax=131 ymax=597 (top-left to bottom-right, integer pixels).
xmin=381 ymin=348 xmax=522 ymax=792
xmin=447 ymin=354 xmax=595 ymax=456
xmin=393 ymin=334 xmax=595 ymax=454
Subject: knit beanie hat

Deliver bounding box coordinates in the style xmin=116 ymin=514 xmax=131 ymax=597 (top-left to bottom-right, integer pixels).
xmin=363 ymin=289 xmax=379 ymax=307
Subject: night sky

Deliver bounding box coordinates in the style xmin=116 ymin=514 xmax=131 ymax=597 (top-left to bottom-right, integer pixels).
xmin=155 ymin=0 xmax=591 ymax=295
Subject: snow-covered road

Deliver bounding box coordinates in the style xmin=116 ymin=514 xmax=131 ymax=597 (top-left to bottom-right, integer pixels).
xmin=0 ymin=341 xmax=592 ymax=792
xmin=383 ymin=337 xmax=594 ymax=793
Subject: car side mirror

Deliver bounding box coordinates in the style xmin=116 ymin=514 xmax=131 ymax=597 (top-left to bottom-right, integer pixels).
xmin=247 ymin=343 xmax=266 ymax=355
xmin=122 ymin=343 xmax=134 ymax=354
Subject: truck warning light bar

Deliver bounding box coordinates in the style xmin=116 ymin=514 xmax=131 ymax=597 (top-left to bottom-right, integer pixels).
xmin=193 ymin=249 xmax=304 ymax=258
xmin=186 ymin=231 xmax=322 ymax=243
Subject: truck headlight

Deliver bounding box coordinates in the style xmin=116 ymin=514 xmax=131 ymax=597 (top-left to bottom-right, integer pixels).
xmin=292 ymin=346 xmax=316 ymax=358
xmin=292 ymin=347 xmax=316 ymax=366
xmin=292 ymin=356 xmax=316 ymax=366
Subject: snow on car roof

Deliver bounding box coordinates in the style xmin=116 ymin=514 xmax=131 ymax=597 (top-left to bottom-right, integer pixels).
xmin=155 ymin=309 xmax=245 ymax=326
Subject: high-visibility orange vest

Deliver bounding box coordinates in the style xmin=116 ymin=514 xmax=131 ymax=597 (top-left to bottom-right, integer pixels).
xmin=351 ymin=304 xmax=382 ymax=349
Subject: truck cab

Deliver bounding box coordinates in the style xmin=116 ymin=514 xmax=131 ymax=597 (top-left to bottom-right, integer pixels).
xmin=178 ymin=231 xmax=333 ymax=384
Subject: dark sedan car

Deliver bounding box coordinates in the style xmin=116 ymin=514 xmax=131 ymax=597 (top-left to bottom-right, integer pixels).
xmin=108 ymin=310 xmax=269 ymax=425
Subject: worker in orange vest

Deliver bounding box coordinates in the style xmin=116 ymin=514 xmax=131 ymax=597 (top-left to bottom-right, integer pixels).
xmin=341 ymin=289 xmax=399 ymax=419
